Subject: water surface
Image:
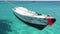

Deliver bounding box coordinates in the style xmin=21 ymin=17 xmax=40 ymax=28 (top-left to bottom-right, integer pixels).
xmin=0 ymin=1 xmax=60 ymax=34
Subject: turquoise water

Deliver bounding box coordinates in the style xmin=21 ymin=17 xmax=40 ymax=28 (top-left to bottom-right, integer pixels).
xmin=0 ymin=1 xmax=60 ymax=34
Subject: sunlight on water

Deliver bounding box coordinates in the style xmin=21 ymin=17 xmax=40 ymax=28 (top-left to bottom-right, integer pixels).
xmin=0 ymin=1 xmax=60 ymax=34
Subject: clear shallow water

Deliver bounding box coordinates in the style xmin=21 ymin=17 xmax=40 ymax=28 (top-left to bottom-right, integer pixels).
xmin=0 ymin=1 xmax=60 ymax=34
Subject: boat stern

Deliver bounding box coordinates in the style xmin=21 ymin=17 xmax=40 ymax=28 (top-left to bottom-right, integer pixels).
xmin=47 ymin=17 xmax=56 ymax=26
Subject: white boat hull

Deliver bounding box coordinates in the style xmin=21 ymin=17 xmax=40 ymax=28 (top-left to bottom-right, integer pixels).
xmin=14 ymin=12 xmax=48 ymax=30
xmin=13 ymin=7 xmax=56 ymax=30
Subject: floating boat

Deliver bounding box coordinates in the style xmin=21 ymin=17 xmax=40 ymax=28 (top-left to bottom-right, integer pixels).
xmin=13 ymin=7 xmax=56 ymax=30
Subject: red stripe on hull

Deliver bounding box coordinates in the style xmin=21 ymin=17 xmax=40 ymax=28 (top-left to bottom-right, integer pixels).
xmin=47 ymin=18 xmax=53 ymax=26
